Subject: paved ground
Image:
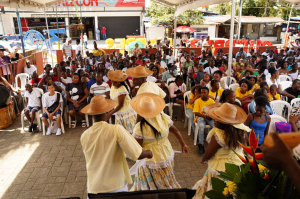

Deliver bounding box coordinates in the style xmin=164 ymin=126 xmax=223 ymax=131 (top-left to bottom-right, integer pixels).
xmin=0 ymin=111 xmax=207 ymax=199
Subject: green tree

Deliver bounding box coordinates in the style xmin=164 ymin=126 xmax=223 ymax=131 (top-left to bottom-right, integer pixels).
xmin=145 ymin=2 xmax=204 ymax=25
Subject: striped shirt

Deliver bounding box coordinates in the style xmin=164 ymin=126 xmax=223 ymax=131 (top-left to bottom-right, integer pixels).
xmin=90 ymin=82 xmax=110 ymax=97
xmin=63 ymin=44 xmax=72 ymax=57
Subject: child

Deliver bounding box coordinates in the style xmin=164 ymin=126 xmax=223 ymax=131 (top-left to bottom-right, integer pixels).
xmin=260 ymin=81 xmax=269 ymax=92
xmin=200 ymin=73 xmax=211 ymax=89
xmin=41 ymin=83 xmax=63 ymax=136
xmin=24 ymin=84 xmax=42 ymax=132
xmin=244 ymin=96 xmax=271 ymax=149
xmin=246 ymin=75 xmax=260 ymax=93
xmin=90 ymin=72 xmax=110 ymax=99
xmin=59 ymin=67 xmax=72 ymax=88
xmin=268 ymin=84 xmax=280 ymax=101
xmin=66 ymin=67 xmax=72 ymax=77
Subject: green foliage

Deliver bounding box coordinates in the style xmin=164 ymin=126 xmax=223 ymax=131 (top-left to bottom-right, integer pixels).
xmin=204 ymin=190 xmax=230 ymax=199
xmin=145 ymin=2 xmax=204 ymax=25
xmin=211 ymin=177 xmax=227 ymax=192
xmin=211 ymin=0 xmax=300 ymax=19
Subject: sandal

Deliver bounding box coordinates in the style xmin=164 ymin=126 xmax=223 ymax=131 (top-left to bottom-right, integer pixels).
xmin=82 ymin=120 xmax=86 ymax=128
xmin=71 ymin=121 xmax=76 ymax=128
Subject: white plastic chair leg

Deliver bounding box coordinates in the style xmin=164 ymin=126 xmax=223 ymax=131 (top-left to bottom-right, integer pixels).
xmin=21 ymin=111 xmax=25 ymax=131
xmin=109 ymin=117 xmax=112 ymax=124
xmin=61 ymin=119 xmax=65 ymax=134
xmin=42 ymin=122 xmax=46 ymax=135
xmin=188 ymin=120 xmax=192 ymax=136
xmin=194 ymin=123 xmax=199 ymax=145
xmin=169 ymin=104 xmax=173 ymax=119
xmin=36 ymin=111 xmax=42 ymax=131
xmin=85 ymin=114 xmax=89 ymax=127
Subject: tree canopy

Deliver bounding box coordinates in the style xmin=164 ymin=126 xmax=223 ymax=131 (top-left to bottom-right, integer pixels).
xmin=211 ymin=0 xmax=299 ymax=19
xmin=145 ymin=2 xmax=204 ymax=26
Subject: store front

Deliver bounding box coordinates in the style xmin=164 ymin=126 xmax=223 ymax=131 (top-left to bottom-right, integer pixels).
xmin=69 ymin=17 xmax=94 ymax=39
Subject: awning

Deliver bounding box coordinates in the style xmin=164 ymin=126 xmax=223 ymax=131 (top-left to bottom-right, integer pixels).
xmin=235 ymin=16 xmax=285 ymax=24
xmin=0 ymin=0 xmax=60 ymax=11
xmin=203 ymin=15 xmax=232 ymax=25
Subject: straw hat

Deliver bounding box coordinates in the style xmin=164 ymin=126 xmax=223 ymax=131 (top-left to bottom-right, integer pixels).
xmin=204 ymin=103 xmax=247 ymax=125
xmin=126 ymin=65 xmax=153 ymax=78
xmin=107 ymin=70 xmax=127 ymax=82
xmin=81 ymin=95 xmax=117 ymax=115
xmin=155 ymin=37 xmax=162 ymax=41
xmin=130 ymin=93 xmax=165 ymax=119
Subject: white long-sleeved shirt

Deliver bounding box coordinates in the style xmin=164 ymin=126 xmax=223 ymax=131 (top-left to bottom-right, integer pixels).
xmin=169 ymin=82 xmax=185 ymax=98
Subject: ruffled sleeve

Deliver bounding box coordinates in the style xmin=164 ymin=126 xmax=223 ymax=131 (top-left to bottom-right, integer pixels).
xmin=110 ymin=85 xmax=129 ymax=99
xmin=206 ymin=128 xmax=226 ymax=148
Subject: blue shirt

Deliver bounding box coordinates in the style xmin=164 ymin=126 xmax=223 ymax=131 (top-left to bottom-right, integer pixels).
xmin=88 ymin=79 xmax=96 ymax=88
xmin=96 ymin=30 xmax=100 ymax=35
xmin=236 ymin=51 xmax=247 ymax=58
xmin=249 ymin=100 xmax=275 ymax=115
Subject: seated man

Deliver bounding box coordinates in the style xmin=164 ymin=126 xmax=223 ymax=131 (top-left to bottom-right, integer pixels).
xmin=80 ymin=95 xmax=152 ymax=195
xmin=162 ymin=63 xmax=178 ymax=82
xmin=29 ymin=71 xmax=42 ymax=87
xmin=39 ymin=64 xmax=52 ymax=78
xmin=90 ymin=72 xmax=110 ymax=99
xmin=281 ymin=79 xmax=300 ymax=103
xmin=24 ymin=84 xmax=41 ymax=132
xmin=193 ymin=87 xmax=215 ymax=154
xmin=24 ymin=60 xmax=37 ymax=77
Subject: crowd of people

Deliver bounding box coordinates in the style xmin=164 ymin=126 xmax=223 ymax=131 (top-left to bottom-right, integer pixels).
xmin=1 ymin=36 xmax=300 ymax=197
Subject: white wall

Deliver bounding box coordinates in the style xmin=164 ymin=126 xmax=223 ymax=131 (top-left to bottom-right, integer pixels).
xmin=191 ymin=24 xmax=216 ymax=38
xmin=146 ymin=26 xmax=164 ymax=41
xmin=1 ymin=13 xmax=14 ymax=35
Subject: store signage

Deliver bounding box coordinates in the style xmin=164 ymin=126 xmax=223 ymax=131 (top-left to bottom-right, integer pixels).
xmin=55 ymin=0 xmax=145 ymax=7
xmin=32 ymin=14 xmax=77 ymax=18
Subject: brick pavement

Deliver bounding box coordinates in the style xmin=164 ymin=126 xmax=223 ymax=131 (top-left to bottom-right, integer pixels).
xmin=0 ymin=115 xmax=207 ymax=199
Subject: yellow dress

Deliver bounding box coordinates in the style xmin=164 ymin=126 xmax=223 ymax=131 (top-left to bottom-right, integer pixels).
xmin=110 ymin=85 xmax=136 ymax=134
xmin=192 ymin=128 xmax=245 ymax=199
xmin=250 ymin=84 xmax=260 ymax=93
xmin=131 ymin=112 xmax=181 ymax=191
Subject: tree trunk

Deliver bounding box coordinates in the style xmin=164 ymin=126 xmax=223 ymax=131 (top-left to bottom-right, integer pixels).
xmin=264 ymin=0 xmax=268 ymax=17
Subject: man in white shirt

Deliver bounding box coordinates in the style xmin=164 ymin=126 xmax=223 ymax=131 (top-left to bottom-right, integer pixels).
xmin=24 ymin=60 xmax=37 ymax=77
xmin=75 ymin=39 xmax=81 ymax=57
xmin=90 ymin=72 xmax=110 ymax=99
xmin=202 ymin=36 xmax=211 ymax=51
xmin=62 ymin=38 xmax=72 ymax=60
xmin=204 ymin=60 xmax=219 ymax=76
xmin=83 ymin=33 xmax=88 ymax=49
xmin=166 ymin=49 xmax=176 ymax=64
xmin=197 ymin=36 xmax=205 ymax=48
xmin=24 ymin=84 xmax=41 ymax=132
xmin=157 ymin=55 xmax=167 ymax=69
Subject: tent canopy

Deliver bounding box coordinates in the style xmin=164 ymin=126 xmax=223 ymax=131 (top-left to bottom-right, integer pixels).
xmin=0 ymin=0 xmax=60 ymax=11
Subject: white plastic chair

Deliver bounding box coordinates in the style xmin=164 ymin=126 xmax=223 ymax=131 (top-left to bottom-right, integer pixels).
xmin=279 ymin=81 xmax=292 ymax=92
xmin=183 ymin=91 xmax=192 ymax=135
xmin=269 ymin=115 xmax=287 ymax=134
xmin=221 ymin=76 xmax=236 ymax=86
xmin=169 ymin=83 xmax=187 ymax=119
xmin=279 ymin=75 xmax=292 ymax=82
xmin=194 ymin=115 xmax=212 ymax=145
xmin=41 ymin=91 xmax=65 ymax=135
xmin=67 ymin=107 xmax=90 ymax=128
xmin=229 ymin=83 xmax=239 ymax=92
xmin=235 ymin=99 xmax=241 ymax=106
xmin=291 ymin=98 xmax=300 ymax=108
xmin=167 ymin=77 xmax=176 ymax=86
xmin=21 ymin=88 xmax=44 ymax=132
xmin=15 ymin=73 xmax=29 ymax=92
xmin=270 ymin=100 xmax=292 ymax=122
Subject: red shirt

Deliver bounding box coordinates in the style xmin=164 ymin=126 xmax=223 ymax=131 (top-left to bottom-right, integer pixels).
xmin=101 ymin=28 xmax=106 ymax=34
xmin=29 ymin=78 xmax=42 ymax=85
xmin=52 ymin=75 xmax=58 ymax=82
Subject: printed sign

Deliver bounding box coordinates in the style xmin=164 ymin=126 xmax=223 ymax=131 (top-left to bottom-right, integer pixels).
xmin=55 ymin=0 xmax=145 ymax=7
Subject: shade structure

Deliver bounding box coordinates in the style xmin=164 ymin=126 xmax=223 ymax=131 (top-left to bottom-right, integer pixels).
xmin=175 ymin=26 xmax=196 ymax=33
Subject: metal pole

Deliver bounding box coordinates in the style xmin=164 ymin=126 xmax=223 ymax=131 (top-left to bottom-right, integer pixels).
xmin=285 ymin=4 xmax=294 ymax=36
xmin=173 ymin=15 xmax=177 ymax=57
xmin=56 ymin=5 xmax=60 ymax=50
xmin=44 ymin=5 xmax=54 ymax=67
xmin=68 ymin=3 xmax=70 ymax=37
xmin=16 ymin=9 xmax=26 ymax=57
xmin=80 ymin=0 xmax=83 ymax=54
xmin=227 ymin=0 xmax=236 ymax=85
xmin=237 ymin=0 xmax=242 ymax=40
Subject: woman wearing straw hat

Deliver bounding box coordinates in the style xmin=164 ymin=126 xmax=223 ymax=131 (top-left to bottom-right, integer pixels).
xmin=192 ymin=103 xmax=250 ymax=199
xmin=80 ymin=95 xmax=153 ymax=195
xmin=130 ymin=93 xmax=189 ymax=191
xmin=108 ymin=70 xmax=136 ymax=134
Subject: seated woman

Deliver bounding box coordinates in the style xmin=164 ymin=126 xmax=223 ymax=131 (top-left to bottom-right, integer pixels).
xmin=186 ymin=85 xmax=201 ymax=132
xmin=208 ymin=80 xmax=223 ymax=102
xmin=235 ymin=79 xmax=254 ymax=113
xmin=66 ymin=73 xmax=89 ymax=128
xmin=244 ymin=96 xmax=271 ymax=150
xmin=279 ymin=61 xmax=289 ymax=75
xmin=0 ymin=76 xmax=23 ymax=115
xmin=246 ymin=75 xmax=260 ymax=93
xmin=192 ymin=103 xmax=250 ymax=198
xmin=249 ymin=88 xmax=276 ymax=115
xmin=220 ymin=89 xmax=241 ymax=106
xmin=266 ymin=67 xmax=282 ymax=93
xmin=169 ymin=76 xmax=186 ymax=122
xmin=147 ymin=65 xmax=162 ymax=83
